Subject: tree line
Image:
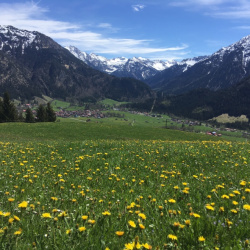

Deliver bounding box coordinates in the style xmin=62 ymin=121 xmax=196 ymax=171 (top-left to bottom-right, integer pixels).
xmin=0 ymin=92 xmax=56 ymax=123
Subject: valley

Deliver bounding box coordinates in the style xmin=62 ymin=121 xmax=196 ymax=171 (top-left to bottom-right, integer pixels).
xmin=1 ymin=24 xmax=250 ymax=249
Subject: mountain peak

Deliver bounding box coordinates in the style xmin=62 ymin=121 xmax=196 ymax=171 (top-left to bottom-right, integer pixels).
xmin=66 ymin=46 xmax=176 ymax=80
xmin=0 ymin=25 xmax=36 ymax=39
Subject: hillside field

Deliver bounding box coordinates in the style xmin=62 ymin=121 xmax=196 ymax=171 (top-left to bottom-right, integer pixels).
xmin=0 ymin=120 xmax=250 ymax=249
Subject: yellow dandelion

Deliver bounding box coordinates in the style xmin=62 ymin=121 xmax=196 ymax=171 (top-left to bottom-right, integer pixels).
xmin=192 ymin=213 xmax=200 ymax=218
xmin=18 ymin=201 xmax=28 ymax=208
xmin=88 ymin=219 xmax=96 ymax=225
xmin=128 ymin=220 xmax=136 ymax=228
xmin=198 ymin=236 xmax=205 ymax=242
xmin=233 ymin=190 xmax=241 ymax=195
xmin=173 ymin=222 xmax=179 ymax=228
xmin=115 ymin=231 xmax=124 ymax=236
xmin=102 ymin=211 xmax=111 ymax=216
xmin=243 ymin=204 xmax=250 ymax=211
xmin=81 ymin=215 xmax=88 ymax=220
xmin=14 ymin=228 xmax=22 ymax=235
xmin=168 ymin=234 xmax=178 ymax=241
xmin=14 ymin=215 xmax=20 ymax=221
xmin=78 ymin=226 xmax=86 ymax=232
xmin=8 ymin=218 xmax=14 ymax=224
xmin=58 ymin=211 xmax=68 ymax=217
xmin=168 ymin=199 xmax=176 ymax=203
xmin=142 ymin=243 xmax=152 ymax=249
xmin=138 ymin=213 xmax=146 ymax=220
xmin=240 ymin=181 xmax=247 ymax=186
xmin=42 ymin=213 xmax=52 ymax=218
xmin=219 ymin=206 xmax=224 ymax=212
xmin=206 ymin=205 xmax=214 ymax=211
xmin=231 ymin=209 xmax=238 ymax=214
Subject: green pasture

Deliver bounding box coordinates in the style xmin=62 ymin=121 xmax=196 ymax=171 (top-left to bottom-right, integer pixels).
xmin=98 ymin=98 xmax=129 ymax=107
xmin=0 ymin=120 xmax=217 ymax=143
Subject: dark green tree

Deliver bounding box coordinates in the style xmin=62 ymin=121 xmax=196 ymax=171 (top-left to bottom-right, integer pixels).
xmin=0 ymin=98 xmax=4 ymax=123
xmin=25 ymin=107 xmax=35 ymax=123
xmin=3 ymin=92 xmax=17 ymax=122
xmin=46 ymin=103 xmax=56 ymax=122
xmin=18 ymin=111 xmax=24 ymax=122
xmin=36 ymin=104 xmax=47 ymax=122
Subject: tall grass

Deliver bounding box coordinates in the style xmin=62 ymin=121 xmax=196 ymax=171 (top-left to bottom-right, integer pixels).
xmin=0 ymin=140 xmax=249 ymax=249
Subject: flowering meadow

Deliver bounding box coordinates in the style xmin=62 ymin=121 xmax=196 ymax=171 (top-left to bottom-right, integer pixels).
xmin=0 ymin=140 xmax=250 ymax=249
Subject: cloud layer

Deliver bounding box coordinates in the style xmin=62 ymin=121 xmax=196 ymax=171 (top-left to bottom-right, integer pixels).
xmin=0 ymin=1 xmax=187 ymax=59
xmin=169 ymin=0 xmax=250 ymax=19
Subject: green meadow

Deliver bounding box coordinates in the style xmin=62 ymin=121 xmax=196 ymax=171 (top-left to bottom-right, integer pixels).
xmin=0 ymin=118 xmax=217 ymax=143
xmin=0 ymin=117 xmax=250 ymax=249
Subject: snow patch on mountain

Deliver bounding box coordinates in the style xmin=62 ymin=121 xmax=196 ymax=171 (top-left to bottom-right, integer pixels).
xmin=178 ymin=56 xmax=208 ymax=72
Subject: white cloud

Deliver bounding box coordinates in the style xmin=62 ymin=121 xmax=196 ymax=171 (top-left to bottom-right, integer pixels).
xmin=98 ymin=23 xmax=112 ymax=29
xmin=0 ymin=1 xmax=188 ymax=60
xmin=169 ymin=0 xmax=250 ymax=19
xmin=169 ymin=0 xmax=233 ymax=7
xmin=132 ymin=4 xmax=145 ymax=12
xmin=237 ymin=25 xmax=250 ymax=29
xmin=0 ymin=2 xmax=80 ymax=33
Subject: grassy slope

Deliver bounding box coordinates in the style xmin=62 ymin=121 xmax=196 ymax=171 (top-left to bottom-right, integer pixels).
xmin=0 ymin=120 xmax=220 ymax=143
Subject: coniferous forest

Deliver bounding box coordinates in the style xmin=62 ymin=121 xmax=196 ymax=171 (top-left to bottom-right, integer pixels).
xmin=0 ymin=92 xmax=56 ymax=123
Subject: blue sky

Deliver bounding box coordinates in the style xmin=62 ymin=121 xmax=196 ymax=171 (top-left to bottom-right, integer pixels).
xmin=2 ymin=0 xmax=250 ymax=61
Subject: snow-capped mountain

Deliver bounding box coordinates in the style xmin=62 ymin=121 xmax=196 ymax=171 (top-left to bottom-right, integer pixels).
xmin=65 ymin=45 xmax=176 ymax=81
xmin=147 ymin=56 xmax=208 ymax=88
xmin=150 ymin=35 xmax=250 ymax=94
xmin=0 ymin=25 xmax=154 ymax=101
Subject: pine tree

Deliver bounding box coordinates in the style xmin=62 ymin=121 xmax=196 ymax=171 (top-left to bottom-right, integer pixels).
xmin=25 ymin=107 xmax=35 ymax=123
xmin=36 ymin=104 xmax=47 ymax=122
xmin=2 ymin=92 xmax=17 ymax=122
xmin=0 ymin=98 xmax=4 ymax=123
xmin=18 ymin=111 xmax=24 ymax=122
xmin=46 ymin=103 xmax=56 ymax=122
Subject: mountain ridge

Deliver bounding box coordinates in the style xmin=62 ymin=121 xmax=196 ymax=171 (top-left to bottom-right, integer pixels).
xmin=150 ymin=34 xmax=250 ymax=94
xmin=0 ymin=25 xmax=154 ymax=101
xmin=65 ymin=45 xmax=176 ymax=81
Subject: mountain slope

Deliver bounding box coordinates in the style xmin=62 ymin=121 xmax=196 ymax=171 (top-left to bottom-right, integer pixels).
xmin=0 ymin=26 xmax=154 ymax=101
xmin=151 ymin=35 xmax=250 ymax=94
xmin=65 ymin=45 xmax=175 ymax=81
xmin=164 ymin=74 xmax=250 ymax=120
